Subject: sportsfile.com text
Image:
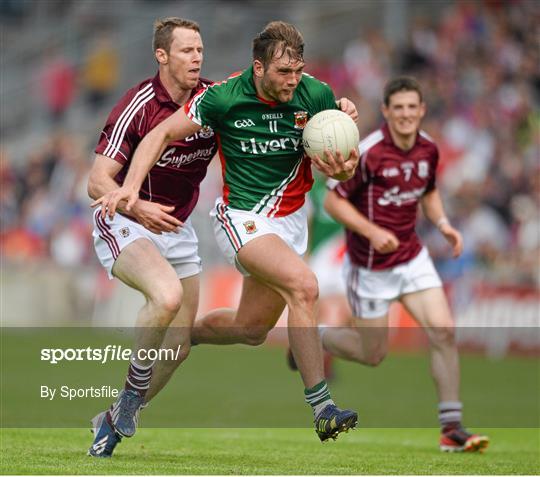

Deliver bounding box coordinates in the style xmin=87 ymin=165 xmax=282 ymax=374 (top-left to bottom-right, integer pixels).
xmin=40 ymin=345 xmax=182 ymax=364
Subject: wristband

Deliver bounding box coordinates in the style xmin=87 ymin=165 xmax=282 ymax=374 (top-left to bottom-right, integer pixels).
xmin=436 ymin=217 xmax=450 ymax=229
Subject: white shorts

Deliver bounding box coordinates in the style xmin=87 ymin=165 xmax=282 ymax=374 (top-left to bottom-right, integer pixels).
xmin=92 ymin=210 xmax=201 ymax=280
xmin=309 ymin=235 xmax=347 ymax=297
xmin=343 ymin=247 xmax=442 ymax=319
xmin=211 ymin=199 xmax=308 ymax=275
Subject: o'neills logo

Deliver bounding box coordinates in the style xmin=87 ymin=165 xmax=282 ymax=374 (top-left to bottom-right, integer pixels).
xmin=243 ymin=220 xmax=257 ymax=234
xmin=294 ymin=111 xmax=308 ymax=129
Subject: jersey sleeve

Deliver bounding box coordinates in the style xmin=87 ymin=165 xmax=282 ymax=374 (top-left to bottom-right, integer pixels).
xmin=184 ymin=83 xmax=228 ymax=129
xmin=95 ymin=89 xmax=149 ymax=164
xmin=312 ymin=81 xmax=337 ymax=113
xmin=327 ymin=165 xmax=366 ymax=198
xmin=425 ymin=144 xmax=439 ymax=193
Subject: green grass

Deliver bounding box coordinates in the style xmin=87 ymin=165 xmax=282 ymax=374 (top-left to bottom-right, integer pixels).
xmin=2 ymin=331 xmax=538 ymax=428
xmin=1 ymin=427 xmax=538 ymax=474
xmin=1 ymin=330 xmax=539 ymax=474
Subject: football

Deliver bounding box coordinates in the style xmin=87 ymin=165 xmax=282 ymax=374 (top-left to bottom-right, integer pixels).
xmin=302 ymin=109 xmax=359 ymax=161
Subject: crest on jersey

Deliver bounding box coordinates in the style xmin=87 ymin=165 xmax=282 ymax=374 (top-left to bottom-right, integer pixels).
xmin=294 ymin=111 xmax=308 ymax=129
xmin=418 ymin=160 xmax=429 ymax=178
xmin=243 ymin=220 xmax=257 ymax=234
xmin=119 ymin=227 xmax=130 ymax=238
xmin=199 ymin=126 xmax=214 ymax=139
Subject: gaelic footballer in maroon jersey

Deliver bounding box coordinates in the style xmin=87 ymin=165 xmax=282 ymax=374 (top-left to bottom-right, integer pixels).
xmin=323 ymin=76 xmax=488 ymax=453
xmin=95 ymin=74 xmax=216 ymax=222
xmin=332 ymin=123 xmax=438 ymax=270
xmin=87 ymin=18 xmax=218 ymax=458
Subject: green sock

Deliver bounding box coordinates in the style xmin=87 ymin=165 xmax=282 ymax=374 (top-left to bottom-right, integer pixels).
xmin=304 ymin=380 xmax=334 ymax=418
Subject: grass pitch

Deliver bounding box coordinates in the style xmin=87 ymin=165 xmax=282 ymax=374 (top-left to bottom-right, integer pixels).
xmin=1 ymin=335 xmax=538 ymax=474
xmin=1 ymin=427 xmax=538 ymax=474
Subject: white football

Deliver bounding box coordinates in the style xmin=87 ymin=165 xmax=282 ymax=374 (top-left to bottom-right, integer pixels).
xmin=302 ymin=109 xmax=359 ymax=161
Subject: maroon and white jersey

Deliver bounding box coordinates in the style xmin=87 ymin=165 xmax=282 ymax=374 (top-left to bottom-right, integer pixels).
xmin=95 ymin=73 xmax=217 ymax=222
xmin=331 ymin=123 xmax=439 ymax=270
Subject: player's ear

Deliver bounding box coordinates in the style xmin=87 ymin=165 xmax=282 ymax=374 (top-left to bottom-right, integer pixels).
xmin=155 ymin=48 xmax=168 ymax=65
xmin=253 ymin=59 xmax=265 ymax=78
xmin=419 ymin=101 xmax=426 ymax=119
xmin=381 ymin=103 xmax=389 ymax=120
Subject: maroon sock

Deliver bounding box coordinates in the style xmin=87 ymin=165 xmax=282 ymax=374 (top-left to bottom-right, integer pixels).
xmin=124 ymin=359 xmax=153 ymax=397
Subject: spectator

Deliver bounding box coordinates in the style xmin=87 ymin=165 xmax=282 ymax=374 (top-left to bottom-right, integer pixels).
xmin=82 ymin=35 xmax=120 ymax=111
xmin=37 ymin=46 xmax=77 ymax=124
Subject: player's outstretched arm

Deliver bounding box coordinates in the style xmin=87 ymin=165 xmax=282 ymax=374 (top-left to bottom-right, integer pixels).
xmin=88 ymin=154 xmax=183 ymax=233
xmin=91 ymin=110 xmax=201 ymax=219
xmin=324 ymin=189 xmax=399 ymax=254
xmin=88 ymin=154 xmax=126 ymax=202
xmin=421 ymin=189 xmax=463 ymax=258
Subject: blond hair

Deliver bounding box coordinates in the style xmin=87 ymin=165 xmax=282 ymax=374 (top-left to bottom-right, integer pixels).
xmin=153 ymin=17 xmax=200 ymax=53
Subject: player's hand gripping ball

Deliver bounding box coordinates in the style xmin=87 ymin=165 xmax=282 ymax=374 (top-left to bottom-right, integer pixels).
xmin=302 ymin=109 xmax=359 ymax=162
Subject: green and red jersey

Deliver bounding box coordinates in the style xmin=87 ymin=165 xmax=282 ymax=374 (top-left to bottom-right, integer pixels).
xmin=185 ymin=66 xmax=337 ymax=217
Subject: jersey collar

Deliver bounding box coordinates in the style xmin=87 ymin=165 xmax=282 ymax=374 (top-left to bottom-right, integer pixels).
xmin=151 ymin=73 xmax=175 ymax=104
xmin=151 ymin=72 xmax=207 ymax=106
xmin=240 ymin=66 xmax=257 ymax=96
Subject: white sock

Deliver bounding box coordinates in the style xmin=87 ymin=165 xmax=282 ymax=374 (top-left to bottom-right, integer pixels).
xmin=438 ymin=401 xmax=463 ymax=428
xmin=313 ymin=398 xmax=334 ymax=418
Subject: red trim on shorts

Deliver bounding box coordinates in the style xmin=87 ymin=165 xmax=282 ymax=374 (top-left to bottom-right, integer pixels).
xmin=217 ymin=202 xmax=242 ymax=251
xmin=94 ymin=210 xmax=120 ymax=259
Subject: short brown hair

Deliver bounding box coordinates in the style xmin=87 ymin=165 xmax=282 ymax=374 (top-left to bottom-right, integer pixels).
xmin=153 ymin=17 xmax=200 ymax=53
xmin=383 ymin=76 xmax=423 ymax=106
xmin=252 ymin=21 xmax=304 ymax=68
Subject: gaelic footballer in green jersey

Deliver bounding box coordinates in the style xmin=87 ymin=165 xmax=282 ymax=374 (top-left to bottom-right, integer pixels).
xmin=182 ymin=22 xmax=358 ymax=441
xmin=185 ymin=67 xmax=337 ymax=217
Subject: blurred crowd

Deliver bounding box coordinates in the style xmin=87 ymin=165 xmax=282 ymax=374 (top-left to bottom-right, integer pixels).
xmin=1 ymin=133 xmax=94 ymax=267
xmin=1 ymin=30 xmax=120 ymax=269
xmin=309 ymin=1 xmax=539 ymax=287
xmin=1 ymin=0 xmax=539 ymax=291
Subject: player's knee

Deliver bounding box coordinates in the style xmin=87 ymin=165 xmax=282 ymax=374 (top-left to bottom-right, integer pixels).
xmin=363 ymin=346 xmax=387 ymax=367
xmin=364 ymin=353 xmax=386 ymax=367
xmin=150 ymin=287 xmax=183 ymax=324
xmin=158 ymin=294 xmax=183 ymax=320
xmin=430 ymin=325 xmax=456 ymax=348
xmin=289 ymin=271 xmax=319 ymax=307
xmin=242 ymin=326 xmax=269 ymax=346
